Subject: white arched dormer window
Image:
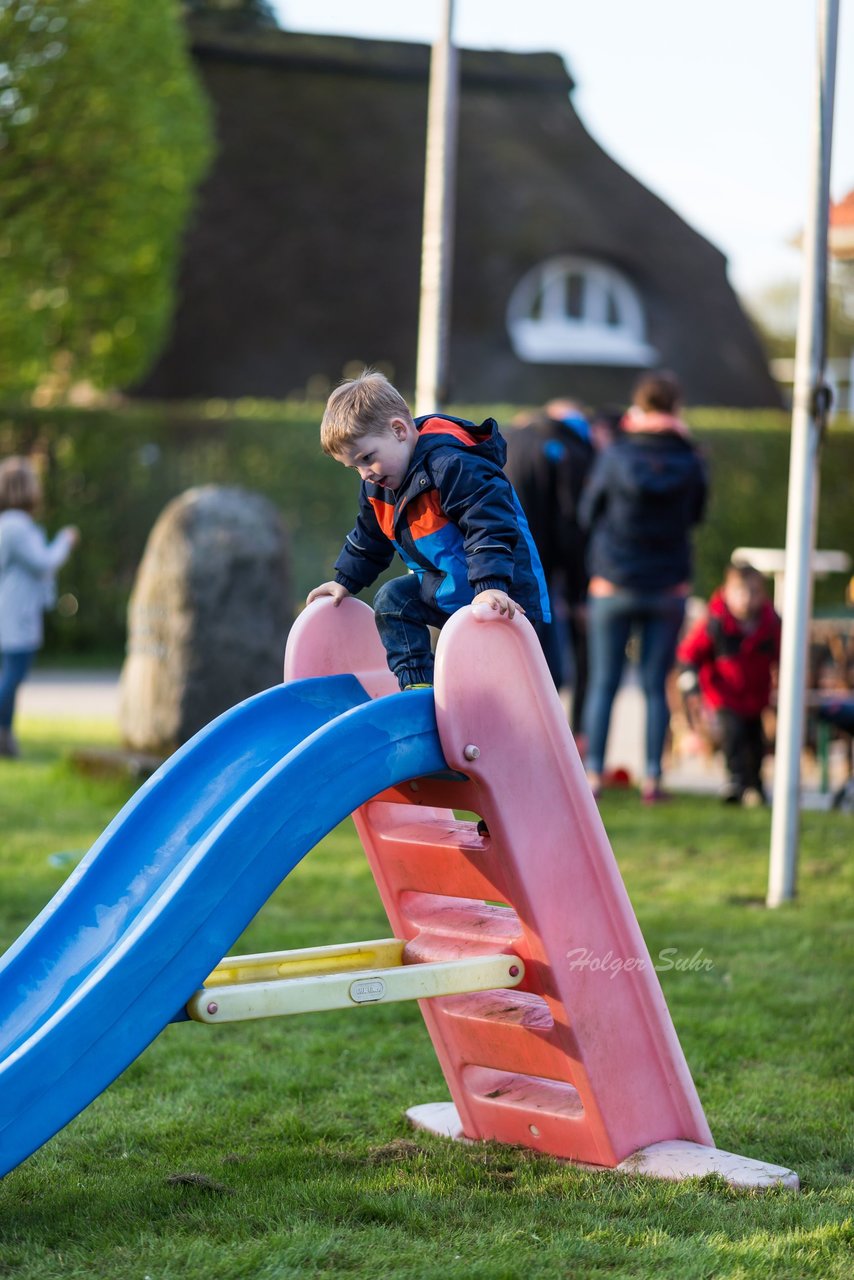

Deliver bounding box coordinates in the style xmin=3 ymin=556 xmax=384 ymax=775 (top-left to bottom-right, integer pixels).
xmin=507 ymin=256 xmax=659 ymax=366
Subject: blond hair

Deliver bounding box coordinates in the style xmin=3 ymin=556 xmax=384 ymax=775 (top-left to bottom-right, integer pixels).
xmin=0 ymin=456 xmax=42 ymax=513
xmin=320 ymin=370 xmax=414 ymax=457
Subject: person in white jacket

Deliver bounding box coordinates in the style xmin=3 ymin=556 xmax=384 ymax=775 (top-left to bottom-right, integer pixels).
xmin=0 ymin=457 xmax=79 ymax=757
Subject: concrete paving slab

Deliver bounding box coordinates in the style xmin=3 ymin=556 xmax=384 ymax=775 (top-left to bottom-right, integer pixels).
xmin=18 ymin=670 xmax=121 ymax=721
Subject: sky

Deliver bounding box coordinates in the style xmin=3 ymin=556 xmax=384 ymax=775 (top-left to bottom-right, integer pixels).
xmin=271 ymin=0 xmax=854 ymax=309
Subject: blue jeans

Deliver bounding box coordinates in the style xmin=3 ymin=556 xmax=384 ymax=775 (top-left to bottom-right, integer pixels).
xmin=373 ymin=575 xmax=450 ymax=689
xmin=583 ymin=592 xmax=686 ymax=780
xmin=0 ymin=649 xmax=36 ymax=730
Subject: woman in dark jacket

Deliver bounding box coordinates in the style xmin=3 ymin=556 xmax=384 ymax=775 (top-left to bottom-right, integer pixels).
xmin=578 ymin=373 xmax=708 ymax=802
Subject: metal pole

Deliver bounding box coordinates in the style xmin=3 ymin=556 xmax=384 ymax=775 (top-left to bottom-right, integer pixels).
xmin=415 ymin=0 xmax=459 ymax=416
xmin=767 ymin=0 xmax=839 ymax=907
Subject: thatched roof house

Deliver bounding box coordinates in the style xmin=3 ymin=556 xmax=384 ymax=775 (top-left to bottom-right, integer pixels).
xmin=138 ymin=26 xmax=779 ymax=407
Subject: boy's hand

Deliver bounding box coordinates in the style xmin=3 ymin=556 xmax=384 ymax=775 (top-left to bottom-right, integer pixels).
xmin=472 ymin=589 xmax=524 ymax=619
xmin=306 ymin=581 xmax=351 ymax=607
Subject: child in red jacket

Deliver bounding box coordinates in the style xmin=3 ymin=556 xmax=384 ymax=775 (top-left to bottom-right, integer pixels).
xmin=677 ymin=562 xmax=781 ymax=806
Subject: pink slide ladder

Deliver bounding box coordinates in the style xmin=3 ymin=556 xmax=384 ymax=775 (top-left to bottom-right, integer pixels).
xmin=284 ymin=597 xmax=797 ymax=1189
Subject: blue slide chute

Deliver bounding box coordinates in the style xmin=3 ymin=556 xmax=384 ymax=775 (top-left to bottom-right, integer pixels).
xmin=0 ymin=678 xmax=444 ymax=1178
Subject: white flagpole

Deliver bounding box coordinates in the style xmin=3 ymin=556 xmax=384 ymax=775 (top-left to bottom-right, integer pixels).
xmin=767 ymin=0 xmax=840 ymax=907
xmin=415 ymin=0 xmax=459 ymax=416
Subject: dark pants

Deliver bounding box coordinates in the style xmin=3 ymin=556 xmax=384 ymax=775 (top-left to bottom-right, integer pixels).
xmin=566 ymin=605 xmax=588 ymax=734
xmin=373 ymin=575 xmax=450 ymax=689
xmin=583 ymin=591 xmax=686 ymax=780
xmin=719 ymin=708 xmax=765 ymax=795
xmin=536 ymin=600 xmax=588 ymax=734
xmin=535 ymin=615 xmax=564 ymax=689
xmin=0 ymin=649 xmax=35 ymax=730
xmin=374 ymin=574 xmax=551 ymax=692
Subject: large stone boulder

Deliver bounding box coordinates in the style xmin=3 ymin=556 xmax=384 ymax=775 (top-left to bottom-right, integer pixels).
xmin=119 ymin=485 xmax=291 ymax=753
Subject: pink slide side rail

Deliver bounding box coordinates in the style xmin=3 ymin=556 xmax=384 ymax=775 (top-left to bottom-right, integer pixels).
xmin=284 ymin=597 xmax=712 ymax=1167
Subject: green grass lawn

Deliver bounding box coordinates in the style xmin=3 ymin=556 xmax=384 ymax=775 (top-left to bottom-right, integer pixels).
xmin=0 ymin=719 xmax=852 ymax=1279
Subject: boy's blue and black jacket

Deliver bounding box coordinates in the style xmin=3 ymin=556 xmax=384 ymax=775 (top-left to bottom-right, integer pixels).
xmin=333 ymin=413 xmax=551 ymax=620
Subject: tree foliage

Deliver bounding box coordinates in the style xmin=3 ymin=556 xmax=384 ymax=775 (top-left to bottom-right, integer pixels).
xmin=748 ymin=271 xmax=854 ymax=361
xmin=0 ymin=0 xmax=212 ymax=400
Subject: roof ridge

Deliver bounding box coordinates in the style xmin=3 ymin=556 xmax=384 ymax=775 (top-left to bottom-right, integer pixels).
xmin=187 ymin=24 xmax=574 ymax=93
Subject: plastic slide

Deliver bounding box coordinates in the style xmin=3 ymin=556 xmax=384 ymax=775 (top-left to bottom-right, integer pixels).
xmin=0 ymin=676 xmax=445 ymax=1179
xmin=282 ymin=599 xmax=798 ymax=1190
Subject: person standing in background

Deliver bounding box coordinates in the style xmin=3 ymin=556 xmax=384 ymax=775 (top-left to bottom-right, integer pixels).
xmin=504 ymin=399 xmax=595 ymax=737
xmin=589 ymin=405 xmax=624 ymax=454
xmin=677 ymin=561 xmax=781 ymax=806
xmin=0 ymin=457 xmax=79 ymax=758
xmin=578 ymin=373 xmax=707 ymax=803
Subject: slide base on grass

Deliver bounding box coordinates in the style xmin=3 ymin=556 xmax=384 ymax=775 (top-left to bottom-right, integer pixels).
xmin=406 ymin=1103 xmax=799 ymax=1190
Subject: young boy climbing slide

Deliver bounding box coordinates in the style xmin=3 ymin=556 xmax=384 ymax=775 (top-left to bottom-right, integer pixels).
xmin=306 ymin=370 xmax=551 ymax=689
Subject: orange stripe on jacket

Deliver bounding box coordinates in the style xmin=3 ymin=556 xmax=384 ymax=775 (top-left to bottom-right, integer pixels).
xmin=406 ymin=490 xmax=449 ymax=540
xmin=368 ymin=496 xmax=395 ymax=540
xmin=419 ymin=417 xmax=480 ymax=447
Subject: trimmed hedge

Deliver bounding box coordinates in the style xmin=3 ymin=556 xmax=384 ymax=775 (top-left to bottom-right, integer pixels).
xmin=688 ymin=408 xmax=854 ymax=613
xmin=1 ymin=401 xmax=852 ymax=657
